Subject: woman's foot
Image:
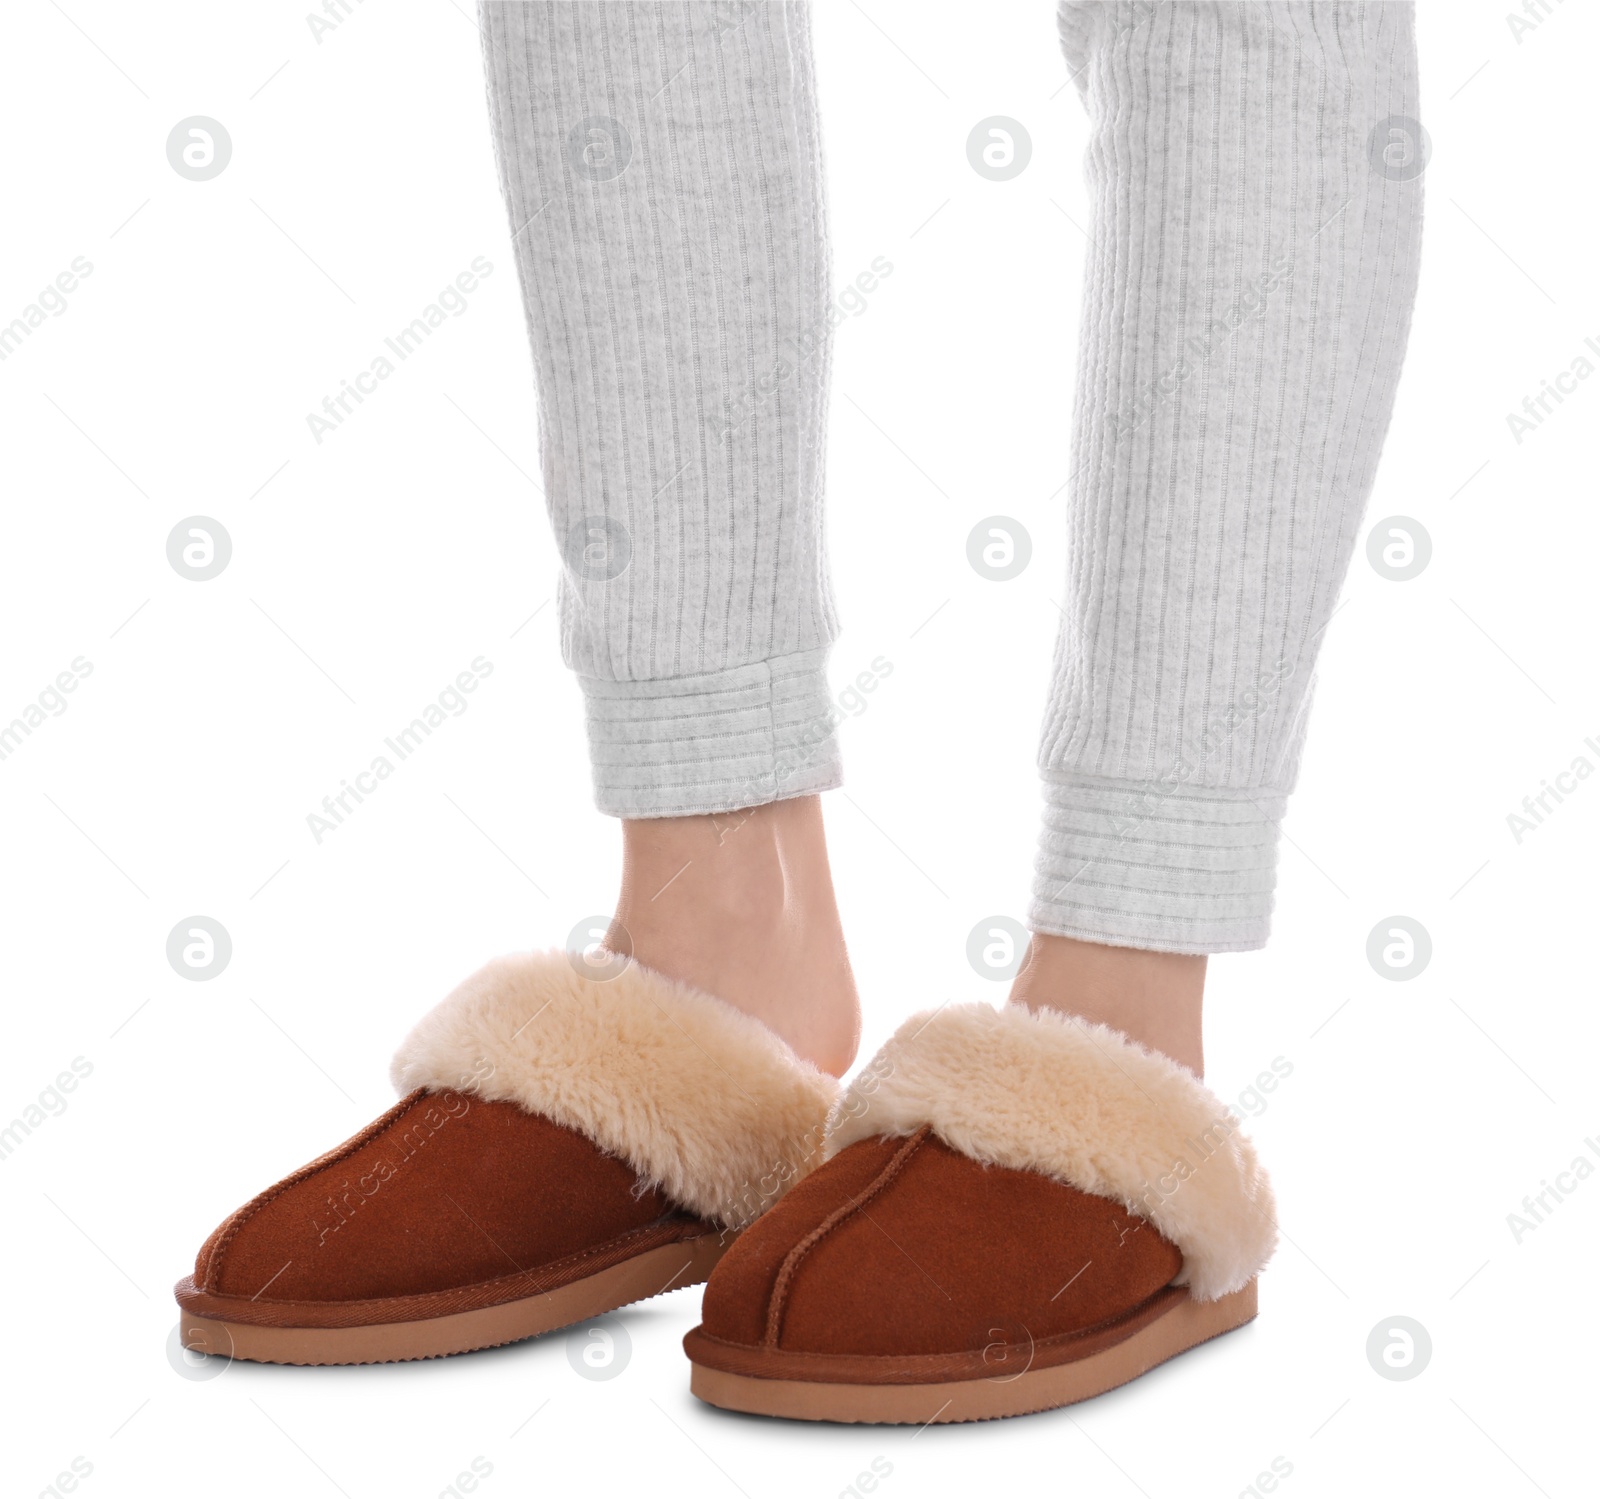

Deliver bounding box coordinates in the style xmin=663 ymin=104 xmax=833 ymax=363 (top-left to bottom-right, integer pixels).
xmin=178 ymin=951 xmax=839 ymax=1364
xmin=606 ymin=795 xmax=861 ymax=1077
xmin=1008 ymin=933 xmax=1206 ymax=1075
xmin=684 ymin=999 xmax=1274 ymax=1423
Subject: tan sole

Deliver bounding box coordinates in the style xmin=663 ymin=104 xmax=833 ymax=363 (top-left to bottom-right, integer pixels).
xmin=181 ymin=1233 xmax=728 ymax=1367
xmin=688 ymin=1279 xmax=1257 ymax=1424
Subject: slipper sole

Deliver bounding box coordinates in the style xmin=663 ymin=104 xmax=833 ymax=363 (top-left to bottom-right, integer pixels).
xmin=685 ymin=1278 xmax=1257 ymax=1423
xmin=179 ymin=1231 xmax=729 ymax=1366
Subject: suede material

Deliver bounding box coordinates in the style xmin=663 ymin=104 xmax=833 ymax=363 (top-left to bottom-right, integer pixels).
xmin=826 ymin=1002 xmax=1276 ymax=1300
xmin=701 ymin=1131 xmax=1183 ymax=1358
xmin=193 ymin=1091 xmax=421 ymax=1289
xmin=200 ymin=1090 xmax=686 ymax=1303
xmin=699 ymin=1133 xmax=905 ymax=1346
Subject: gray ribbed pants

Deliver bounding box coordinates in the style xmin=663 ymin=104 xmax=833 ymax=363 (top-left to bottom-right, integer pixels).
xmin=479 ymin=1 xmax=1422 ymax=955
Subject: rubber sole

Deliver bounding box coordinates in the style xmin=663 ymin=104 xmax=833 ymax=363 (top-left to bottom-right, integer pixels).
xmin=180 ymin=1232 xmax=728 ymax=1366
xmin=687 ymin=1279 xmax=1257 ymax=1424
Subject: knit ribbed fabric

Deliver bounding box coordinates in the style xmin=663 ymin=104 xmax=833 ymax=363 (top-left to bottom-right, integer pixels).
xmin=1034 ymin=1 xmax=1423 ymax=951
xmin=481 ymin=2 xmax=1422 ymax=953
xmin=480 ymin=1 xmax=838 ymax=817
xmin=581 ymin=645 xmax=841 ymax=817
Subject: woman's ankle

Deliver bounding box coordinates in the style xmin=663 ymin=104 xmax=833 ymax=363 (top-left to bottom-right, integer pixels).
xmin=1007 ymin=933 xmax=1207 ymax=1075
xmin=610 ymin=797 xmax=861 ymax=1076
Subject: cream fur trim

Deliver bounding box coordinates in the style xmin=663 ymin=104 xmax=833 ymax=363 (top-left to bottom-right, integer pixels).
xmin=390 ymin=951 xmax=838 ymax=1228
xmin=826 ymin=1003 xmax=1276 ymax=1300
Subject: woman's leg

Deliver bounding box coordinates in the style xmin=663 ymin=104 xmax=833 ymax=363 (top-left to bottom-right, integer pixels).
xmin=685 ymin=3 xmax=1425 ymax=1421
xmin=479 ymin=2 xmax=858 ymax=1073
xmin=176 ymin=8 xmax=860 ymax=1364
xmin=1011 ymin=1 xmax=1424 ymax=1071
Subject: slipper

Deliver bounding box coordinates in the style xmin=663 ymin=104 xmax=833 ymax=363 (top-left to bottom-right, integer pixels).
xmin=174 ymin=951 xmax=835 ymax=1365
xmin=683 ymin=1001 xmax=1275 ymax=1423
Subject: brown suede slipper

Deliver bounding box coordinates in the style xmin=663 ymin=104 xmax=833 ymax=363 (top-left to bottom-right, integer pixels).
xmin=175 ymin=951 xmax=836 ymax=1366
xmin=683 ymin=1002 xmax=1277 ymax=1423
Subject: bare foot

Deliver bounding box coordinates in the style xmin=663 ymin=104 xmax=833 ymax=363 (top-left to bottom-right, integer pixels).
xmin=1007 ymin=933 xmax=1206 ymax=1075
xmin=605 ymin=796 xmax=861 ymax=1077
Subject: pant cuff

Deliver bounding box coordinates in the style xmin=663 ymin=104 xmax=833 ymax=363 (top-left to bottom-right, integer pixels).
xmin=579 ymin=648 xmax=843 ymax=818
xmin=1029 ymin=772 xmax=1285 ymax=955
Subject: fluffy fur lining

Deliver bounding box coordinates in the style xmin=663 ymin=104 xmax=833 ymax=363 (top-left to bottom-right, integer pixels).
xmin=825 ymin=1004 xmax=1276 ymax=1300
xmin=390 ymin=952 xmax=838 ymax=1228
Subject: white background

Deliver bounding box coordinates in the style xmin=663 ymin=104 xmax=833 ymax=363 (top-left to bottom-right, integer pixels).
xmin=3 ymin=1 xmax=1596 ymax=1495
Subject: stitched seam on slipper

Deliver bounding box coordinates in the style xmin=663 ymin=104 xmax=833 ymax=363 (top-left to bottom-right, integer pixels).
xmin=206 ymin=1090 xmax=429 ymax=1290
xmin=763 ymin=1127 xmax=931 ymax=1349
xmin=195 ymin=1214 xmax=710 ymax=1320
